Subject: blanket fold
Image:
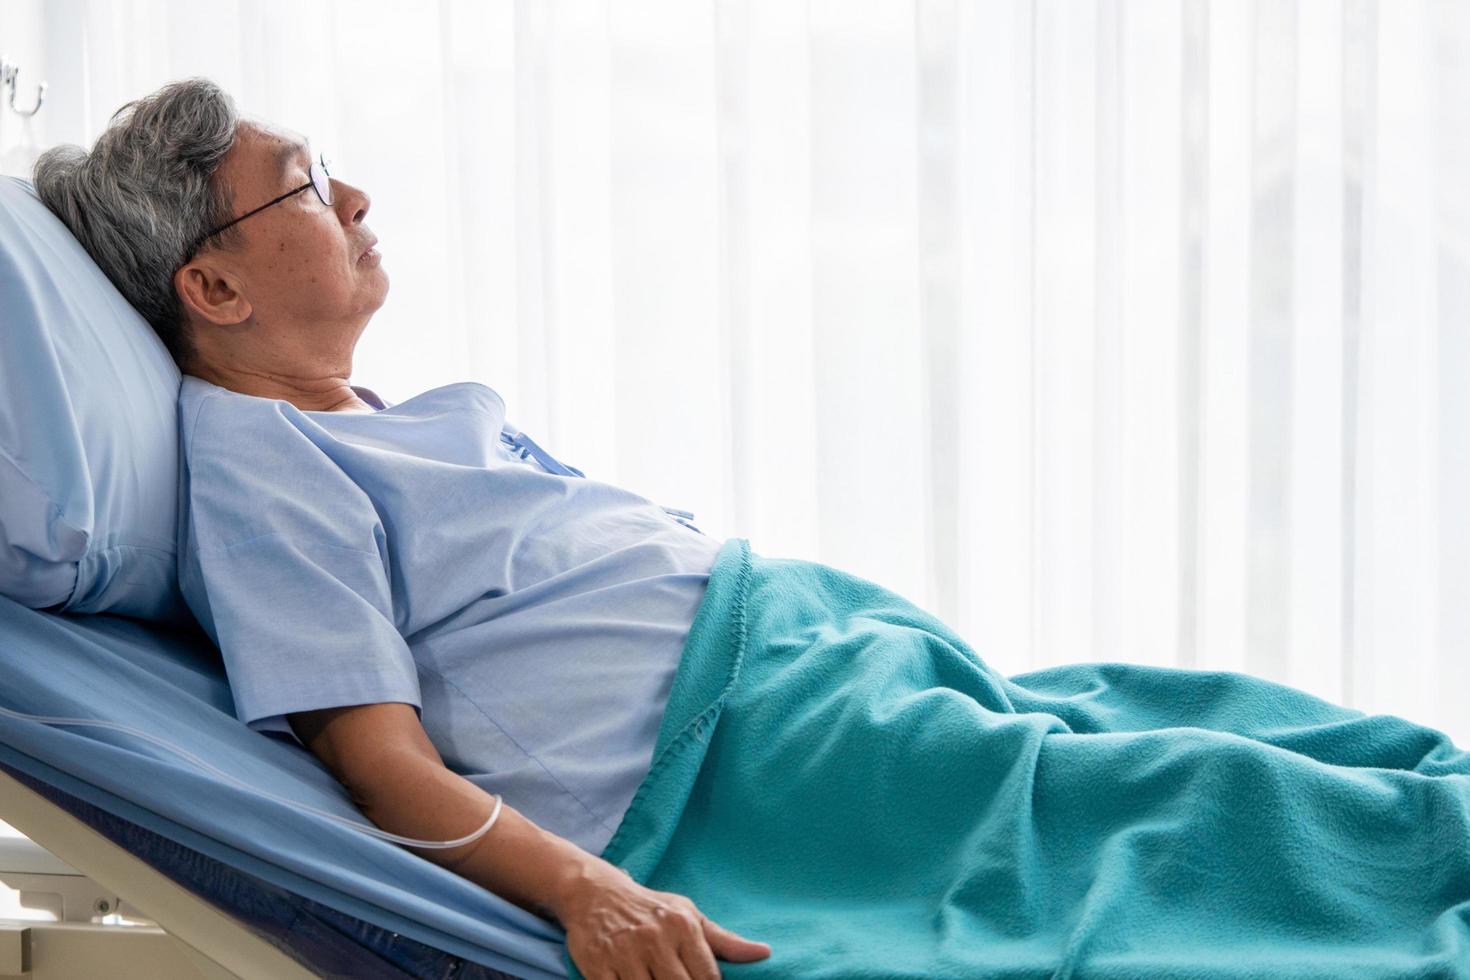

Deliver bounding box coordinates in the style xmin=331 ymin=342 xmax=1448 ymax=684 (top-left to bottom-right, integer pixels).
xmin=566 ymin=537 xmax=1470 ymax=978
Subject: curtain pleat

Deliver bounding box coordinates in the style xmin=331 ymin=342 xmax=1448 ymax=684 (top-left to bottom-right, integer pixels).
xmin=1431 ymin=0 xmax=1470 ymax=744
xmin=1364 ymin=0 xmax=1439 ymax=732
xmin=1178 ymin=0 xmax=1208 ymax=671
xmin=916 ymin=0 xmax=962 ymax=626
xmin=1093 ymin=0 xmax=1125 ymax=670
xmin=1341 ymin=0 xmax=1370 ymax=717
xmin=1121 ymin=0 xmax=1185 ymax=670
xmin=715 ymin=0 xmax=753 ymax=541
xmin=1200 ymin=0 xmax=1252 ymax=676
xmin=1289 ymin=0 xmax=1346 ymax=704
xmin=1248 ymin=0 xmax=1297 ymax=683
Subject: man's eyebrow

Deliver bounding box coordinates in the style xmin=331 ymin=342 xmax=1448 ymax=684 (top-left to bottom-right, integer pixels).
xmin=274 ymin=137 xmax=311 ymax=183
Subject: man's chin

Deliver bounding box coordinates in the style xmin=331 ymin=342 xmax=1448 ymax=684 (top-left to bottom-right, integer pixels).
xmin=357 ymin=279 xmax=389 ymax=321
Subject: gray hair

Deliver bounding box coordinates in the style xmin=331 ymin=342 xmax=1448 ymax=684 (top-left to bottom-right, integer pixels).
xmin=32 ymin=76 xmax=246 ymax=371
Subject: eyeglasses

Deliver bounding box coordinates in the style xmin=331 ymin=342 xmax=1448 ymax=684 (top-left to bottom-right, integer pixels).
xmin=183 ymin=152 xmax=334 ymax=261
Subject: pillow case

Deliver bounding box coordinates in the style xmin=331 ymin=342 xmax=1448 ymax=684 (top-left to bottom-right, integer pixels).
xmin=0 ymin=175 xmax=188 ymax=622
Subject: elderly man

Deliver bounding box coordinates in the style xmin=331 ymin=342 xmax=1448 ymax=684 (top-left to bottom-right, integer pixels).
xmin=33 ymin=77 xmax=769 ymax=979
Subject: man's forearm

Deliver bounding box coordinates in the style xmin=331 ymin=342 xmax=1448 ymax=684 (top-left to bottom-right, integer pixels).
xmin=353 ymin=753 xmax=602 ymax=924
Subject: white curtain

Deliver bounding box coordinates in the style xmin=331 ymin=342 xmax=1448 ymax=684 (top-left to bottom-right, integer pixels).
xmin=3 ymin=0 xmax=1469 ymax=748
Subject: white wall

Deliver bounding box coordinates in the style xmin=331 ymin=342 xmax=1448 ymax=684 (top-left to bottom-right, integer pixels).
xmin=0 ymin=0 xmax=49 ymax=177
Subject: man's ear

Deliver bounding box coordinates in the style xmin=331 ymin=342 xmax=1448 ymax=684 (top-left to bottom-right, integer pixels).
xmin=174 ymin=260 xmax=253 ymax=326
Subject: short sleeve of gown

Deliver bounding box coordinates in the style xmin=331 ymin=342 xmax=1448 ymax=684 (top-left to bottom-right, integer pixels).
xmin=178 ymin=393 xmax=420 ymax=747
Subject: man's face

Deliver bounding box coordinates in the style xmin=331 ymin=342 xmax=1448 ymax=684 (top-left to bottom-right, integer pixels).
xmin=175 ymin=119 xmax=387 ymax=366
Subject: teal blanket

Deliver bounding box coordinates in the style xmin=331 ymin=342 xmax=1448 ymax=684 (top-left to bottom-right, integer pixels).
xmin=565 ymin=538 xmax=1470 ymax=978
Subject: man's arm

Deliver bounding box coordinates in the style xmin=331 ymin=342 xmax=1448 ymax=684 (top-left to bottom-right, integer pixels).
xmin=287 ymin=702 xmax=600 ymax=923
xmin=289 ymin=701 xmax=773 ymax=976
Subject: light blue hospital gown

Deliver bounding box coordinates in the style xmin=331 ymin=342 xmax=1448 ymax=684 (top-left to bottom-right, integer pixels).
xmin=176 ymin=374 xmax=724 ymax=858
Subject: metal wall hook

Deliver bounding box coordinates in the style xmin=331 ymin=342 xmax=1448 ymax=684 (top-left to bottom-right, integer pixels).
xmin=0 ymin=58 xmax=47 ymax=117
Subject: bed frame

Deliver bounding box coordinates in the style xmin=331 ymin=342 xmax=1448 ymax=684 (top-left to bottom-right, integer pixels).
xmin=0 ymin=765 xmax=315 ymax=978
xmin=0 ymin=759 xmax=529 ymax=979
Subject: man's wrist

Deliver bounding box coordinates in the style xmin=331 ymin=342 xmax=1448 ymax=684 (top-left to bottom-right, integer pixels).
xmin=547 ymin=847 xmax=632 ymax=921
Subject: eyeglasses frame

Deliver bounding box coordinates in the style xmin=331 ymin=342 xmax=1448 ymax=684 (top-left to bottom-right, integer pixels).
xmin=182 ymin=152 xmax=334 ymax=263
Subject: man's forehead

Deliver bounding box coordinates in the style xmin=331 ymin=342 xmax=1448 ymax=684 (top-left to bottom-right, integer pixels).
xmin=239 ymin=122 xmax=310 ymax=165
xmin=217 ymin=123 xmax=311 ymax=203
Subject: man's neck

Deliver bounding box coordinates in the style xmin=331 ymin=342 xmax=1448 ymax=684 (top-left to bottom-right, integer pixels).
xmin=190 ymin=364 xmax=373 ymax=413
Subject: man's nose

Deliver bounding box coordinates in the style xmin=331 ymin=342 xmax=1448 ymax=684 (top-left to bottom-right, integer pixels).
xmin=332 ymin=178 xmax=370 ymax=224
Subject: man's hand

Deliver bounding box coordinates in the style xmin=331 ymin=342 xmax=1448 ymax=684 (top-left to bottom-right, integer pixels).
xmin=554 ymin=858 xmax=772 ymax=979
